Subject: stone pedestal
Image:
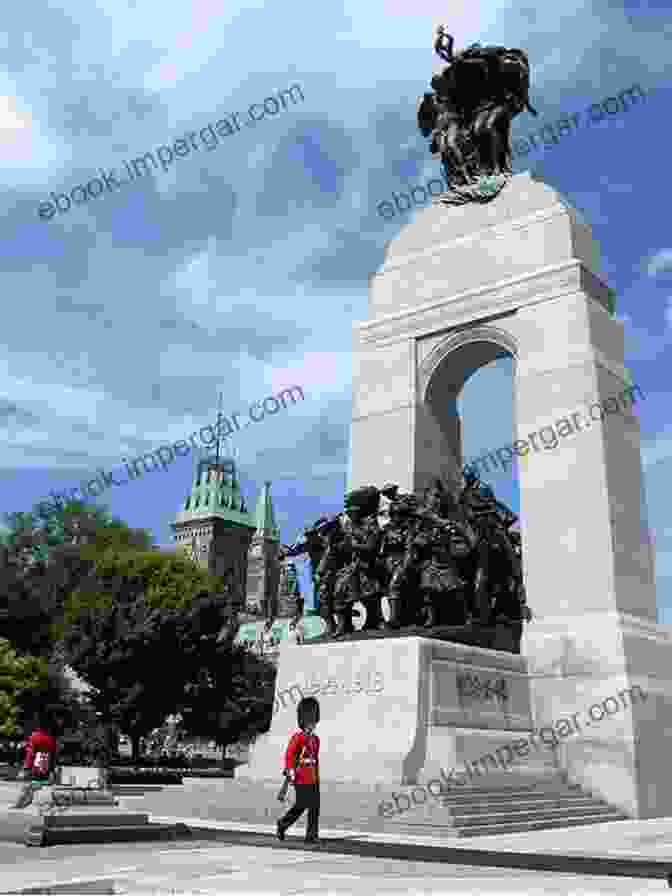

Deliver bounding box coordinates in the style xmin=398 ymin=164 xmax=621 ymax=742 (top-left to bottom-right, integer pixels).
xmin=10 ymin=786 xmax=184 ymax=846
xmin=244 ymin=638 xmax=560 ymax=787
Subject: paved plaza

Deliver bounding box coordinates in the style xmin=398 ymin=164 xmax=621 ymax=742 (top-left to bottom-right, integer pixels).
xmin=2 ymin=776 xmax=672 ymax=894
xmin=1 ymin=837 xmax=671 ymax=895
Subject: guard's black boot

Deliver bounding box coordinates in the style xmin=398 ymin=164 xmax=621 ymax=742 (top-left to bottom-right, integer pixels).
xmin=424 ymin=605 xmax=437 ymax=628
xmin=334 ymin=613 xmax=349 ymax=637
xmin=322 ymin=614 xmax=337 ymax=638
xmin=385 ymin=598 xmax=403 ymax=629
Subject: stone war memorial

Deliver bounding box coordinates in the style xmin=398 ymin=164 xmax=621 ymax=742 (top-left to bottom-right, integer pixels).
xmin=246 ymin=27 xmax=667 ymax=825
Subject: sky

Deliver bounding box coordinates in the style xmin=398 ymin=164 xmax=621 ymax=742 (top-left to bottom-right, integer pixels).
xmin=0 ymin=0 xmax=670 ymax=615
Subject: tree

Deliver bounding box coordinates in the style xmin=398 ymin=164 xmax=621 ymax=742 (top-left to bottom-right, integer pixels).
xmin=0 ymin=500 xmax=152 ymax=656
xmin=179 ymin=644 xmax=277 ymax=755
xmin=0 ymin=639 xmax=50 ymax=737
xmin=56 ymin=697 xmax=119 ymax=768
xmin=60 ymin=548 xmax=232 ymax=761
xmin=2 ymin=499 xmax=144 ymax=563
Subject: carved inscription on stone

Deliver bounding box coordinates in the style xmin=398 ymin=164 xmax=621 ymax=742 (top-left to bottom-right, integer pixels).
xmin=456 ymin=671 xmax=509 ymax=704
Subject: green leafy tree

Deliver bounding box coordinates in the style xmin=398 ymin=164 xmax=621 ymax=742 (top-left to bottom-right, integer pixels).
xmin=0 ymin=500 xmax=152 ymax=656
xmin=2 ymin=499 xmax=138 ymax=563
xmin=57 ymin=697 xmax=118 ymax=767
xmin=15 ymin=666 xmax=89 ymax=753
xmin=0 ymin=637 xmax=91 ymax=749
xmin=180 ymin=644 xmax=277 ymax=755
xmin=0 ymin=639 xmax=51 ymax=737
xmin=60 ymin=548 xmax=232 ymax=761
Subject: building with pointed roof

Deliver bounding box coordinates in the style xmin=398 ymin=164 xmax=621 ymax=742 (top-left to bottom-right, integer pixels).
xmin=170 ymin=442 xmax=302 ymax=630
xmin=171 ymin=452 xmax=256 ymax=617
xmin=168 ymin=396 xmax=307 ymax=669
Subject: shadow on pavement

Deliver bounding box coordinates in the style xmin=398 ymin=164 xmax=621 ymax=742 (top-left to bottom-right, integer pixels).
xmin=180 ymin=826 xmax=672 ymax=885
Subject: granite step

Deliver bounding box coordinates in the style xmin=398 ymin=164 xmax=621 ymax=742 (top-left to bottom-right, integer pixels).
xmin=26 ymin=821 xmax=183 ymax=847
xmin=441 ymin=790 xmax=592 ymax=802
xmin=436 ymin=786 xmax=589 ymax=801
xmin=389 ymin=772 xmax=630 ymax=837
xmin=392 ymin=810 xmax=629 ymax=838
xmin=443 ymin=796 xmax=610 ymax=818
xmin=42 ymin=812 xmax=151 ymax=828
xmin=110 ymin=784 xmax=174 ymax=797
xmin=450 ymin=803 xmax=625 ymax=825
xmin=455 ymin=811 xmax=630 ymax=837
xmin=422 ymin=781 xmax=577 ymax=796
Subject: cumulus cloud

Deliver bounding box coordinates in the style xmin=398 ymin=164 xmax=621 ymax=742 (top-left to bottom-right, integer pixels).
xmin=647 ymin=250 xmax=672 ymax=277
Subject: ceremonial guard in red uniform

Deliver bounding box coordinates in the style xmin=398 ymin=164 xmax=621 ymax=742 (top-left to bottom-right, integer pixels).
xmin=276 ymin=697 xmax=320 ymax=844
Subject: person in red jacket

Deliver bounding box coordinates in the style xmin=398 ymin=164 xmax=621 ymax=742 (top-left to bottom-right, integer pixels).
xmin=12 ymin=718 xmax=58 ymax=809
xmin=23 ymin=723 xmax=57 ymax=781
xmin=276 ymin=696 xmax=320 ymax=844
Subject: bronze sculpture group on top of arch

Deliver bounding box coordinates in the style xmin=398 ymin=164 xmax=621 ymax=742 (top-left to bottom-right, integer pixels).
xmin=416 ymin=25 xmax=539 ymax=205
xmin=282 ymin=472 xmax=532 ymax=655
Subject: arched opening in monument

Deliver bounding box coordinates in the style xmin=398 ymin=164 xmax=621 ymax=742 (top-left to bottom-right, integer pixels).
xmin=425 ymin=339 xmax=519 ymax=513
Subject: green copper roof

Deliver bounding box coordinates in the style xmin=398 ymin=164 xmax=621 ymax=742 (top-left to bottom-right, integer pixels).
xmin=254 ymin=481 xmax=280 ymax=541
xmin=178 ymin=459 xmax=255 ymax=529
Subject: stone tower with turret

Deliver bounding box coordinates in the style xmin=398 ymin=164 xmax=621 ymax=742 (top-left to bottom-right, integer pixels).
xmin=245 ymin=481 xmax=281 ymax=619
xmin=171 ymin=452 xmax=256 ymax=616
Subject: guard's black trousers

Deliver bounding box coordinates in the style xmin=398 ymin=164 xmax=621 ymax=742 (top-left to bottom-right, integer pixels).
xmin=278 ymin=783 xmax=320 ymax=840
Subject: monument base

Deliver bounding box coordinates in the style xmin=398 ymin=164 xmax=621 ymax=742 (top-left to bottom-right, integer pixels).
xmin=523 ymin=611 xmax=672 ymax=819
xmin=243 ymin=637 xmax=560 ymax=788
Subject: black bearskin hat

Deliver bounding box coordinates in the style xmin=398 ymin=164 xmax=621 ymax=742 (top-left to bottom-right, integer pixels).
xmin=297 ymin=696 xmax=320 ymax=728
xmin=344 ymin=486 xmax=380 ymax=517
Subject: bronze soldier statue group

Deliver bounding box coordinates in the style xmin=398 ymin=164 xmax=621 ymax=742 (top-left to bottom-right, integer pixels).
xmin=416 ymin=25 xmax=538 ymax=203
xmin=283 ymin=469 xmax=532 ymax=654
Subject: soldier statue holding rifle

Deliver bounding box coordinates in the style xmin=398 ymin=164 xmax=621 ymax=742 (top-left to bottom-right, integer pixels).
xmin=286 ymin=469 xmax=532 ymax=652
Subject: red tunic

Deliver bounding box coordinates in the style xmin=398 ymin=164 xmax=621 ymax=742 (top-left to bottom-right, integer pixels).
xmin=284 ymin=728 xmax=320 ymax=786
xmin=23 ymin=729 xmax=57 ymax=776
